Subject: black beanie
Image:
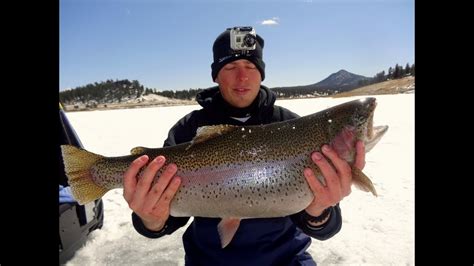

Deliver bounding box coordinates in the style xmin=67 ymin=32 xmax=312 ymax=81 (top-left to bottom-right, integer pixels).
xmin=211 ymin=28 xmax=265 ymax=81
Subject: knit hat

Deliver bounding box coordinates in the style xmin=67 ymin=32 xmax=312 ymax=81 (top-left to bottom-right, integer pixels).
xmin=211 ymin=27 xmax=265 ymax=81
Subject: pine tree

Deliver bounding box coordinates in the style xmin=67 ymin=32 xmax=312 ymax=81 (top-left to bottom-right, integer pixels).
xmin=404 ymin=63 xmax=411 ymax=76
xmin=393 ymin=64 xmax=400 ymax=79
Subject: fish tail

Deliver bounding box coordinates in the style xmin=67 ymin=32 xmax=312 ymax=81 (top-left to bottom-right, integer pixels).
xmin=351 ymin=166 xmax=378 ymax=197
xmin=61 ymin=144 xmax=108 ymax=205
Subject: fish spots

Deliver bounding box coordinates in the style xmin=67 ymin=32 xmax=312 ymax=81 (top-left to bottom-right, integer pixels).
xmin=154 ymin=100 xmax=377 ymax=217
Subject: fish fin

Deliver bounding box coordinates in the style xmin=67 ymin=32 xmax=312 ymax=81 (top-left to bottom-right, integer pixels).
xmin=217 ymin=217 xmax=241 ymax=248
xmin=186 ymin=125 xmax=238 ymax=150
xmin=130 ymin=146 xmax=148 ymax=155
xmin=61 ymin=145 xmax=109 ymax=205
xmin=351 ymin=166 xmax=378 ymax=197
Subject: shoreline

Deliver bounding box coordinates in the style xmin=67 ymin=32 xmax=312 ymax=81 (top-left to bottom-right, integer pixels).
xmin=63 ymin=77 xmax=414 ymax=112
xmin=64 ymin=91 xmax=414 ymax=112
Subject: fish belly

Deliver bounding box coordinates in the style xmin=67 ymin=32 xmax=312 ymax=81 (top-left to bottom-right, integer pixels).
xmin=169 ymin=157 xmax=314 ymax=218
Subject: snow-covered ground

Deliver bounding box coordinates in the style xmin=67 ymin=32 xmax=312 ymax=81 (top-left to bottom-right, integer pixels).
xmin=64 ymin=94 xmax=414 ymax=265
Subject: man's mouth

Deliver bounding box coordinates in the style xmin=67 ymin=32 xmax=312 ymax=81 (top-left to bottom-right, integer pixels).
xmin=233 ymin=88 xmax=250 ymax=95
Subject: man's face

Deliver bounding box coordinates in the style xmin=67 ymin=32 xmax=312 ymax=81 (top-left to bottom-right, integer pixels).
xmin=215 ymin=59 xmax=261 ymax=108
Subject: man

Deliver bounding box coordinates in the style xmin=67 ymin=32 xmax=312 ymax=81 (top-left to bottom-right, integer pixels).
xmin=123 ymin=27 xmax=365 ymax=265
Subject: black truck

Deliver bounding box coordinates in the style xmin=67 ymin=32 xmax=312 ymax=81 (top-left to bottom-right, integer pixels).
xmin=59 ymin=104 xmax=104 ymax=264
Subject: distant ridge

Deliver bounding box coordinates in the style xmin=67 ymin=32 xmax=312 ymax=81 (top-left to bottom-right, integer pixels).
xmin=314 ymin=69 xmax=370 ymax=88
xmin=271 ymin=69 xmax=372 ymax=97
xmin=60 ymin=68 xmax=414 ymax=111
xmin=332 ymin=76 xmax=414 ymax=98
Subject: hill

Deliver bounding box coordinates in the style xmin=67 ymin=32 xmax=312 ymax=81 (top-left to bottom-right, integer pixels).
xmin=332 ymin=76 xmax=414 ymax=98
xmin=272 ymin=69 xmax=372 ymax=97
xmin=60 ymin=68 xmax=414 ymax=111
xmin=312 ymin=69 xmax=370 ymax=89
xmin=63 ymin=93 xmax=194 ymax=112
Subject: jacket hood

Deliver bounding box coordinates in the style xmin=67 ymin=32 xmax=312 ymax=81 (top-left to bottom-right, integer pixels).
xmin=195 ymin=85 xmax=276 ymax=119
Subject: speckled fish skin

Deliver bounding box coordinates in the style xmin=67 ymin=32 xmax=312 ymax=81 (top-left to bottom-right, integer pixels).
xmin=62 ymin=97 xmax=385 ymax=218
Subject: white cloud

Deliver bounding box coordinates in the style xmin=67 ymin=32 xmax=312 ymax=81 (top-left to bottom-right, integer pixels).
xmin=261 ymin=17 xmax=280 ymax=26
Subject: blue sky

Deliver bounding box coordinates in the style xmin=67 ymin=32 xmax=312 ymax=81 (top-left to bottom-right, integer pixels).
xmin=60 ymin=0 xmax=414 ymax=92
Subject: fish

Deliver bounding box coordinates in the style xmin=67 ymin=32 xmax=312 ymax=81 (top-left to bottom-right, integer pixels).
xmin=61 ymin=97 xmax=388 ymax=248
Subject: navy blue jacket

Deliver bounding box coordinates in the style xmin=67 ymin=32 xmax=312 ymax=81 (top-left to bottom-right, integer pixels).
xmin=132 ymin=86 xmax=342 ymax=265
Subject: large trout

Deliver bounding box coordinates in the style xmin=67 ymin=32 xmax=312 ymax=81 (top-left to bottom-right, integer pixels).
xmin=61 ymin=97 xmax=388 ymax=247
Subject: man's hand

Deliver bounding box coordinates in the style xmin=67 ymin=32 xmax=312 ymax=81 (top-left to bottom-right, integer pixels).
xmin=303 ymin=140 xmax=365 ymax=218
xmin=123 ymin=155 xmax=181 ymax=231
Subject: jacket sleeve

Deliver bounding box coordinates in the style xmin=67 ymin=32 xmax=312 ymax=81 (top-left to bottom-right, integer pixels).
xmin=163 ymin=110 xmax=202 ymax=147
xmin=131 ymin=111 xmax=202 ymax=239
xmin=274 ymin=105 xmax=300 ymax=121
xmin=132 ymin=213 xmax=190 ymax=238
xmin=290 ymin=204 xmax=342 ymax=240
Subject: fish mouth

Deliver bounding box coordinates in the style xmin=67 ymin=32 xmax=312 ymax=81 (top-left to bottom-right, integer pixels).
xmin=330 ymin=97 xmax=387 ymax=161
xmin=365 ymin=125 xmax=389 ymax=152
xmin=364 ymin=98 xmax=388 ymax=152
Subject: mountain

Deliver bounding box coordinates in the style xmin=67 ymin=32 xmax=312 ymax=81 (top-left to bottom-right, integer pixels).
xmin=271 ymin=69 xmax=372 ymax=97
xmin=313 ymin=69 xmax=370 ymax=88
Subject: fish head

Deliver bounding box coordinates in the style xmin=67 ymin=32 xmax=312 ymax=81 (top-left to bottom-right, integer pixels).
xmin=326 ymin=97 xmax=388 ymax=161
xmin=350 ymin=97 xmax=389 ymax=153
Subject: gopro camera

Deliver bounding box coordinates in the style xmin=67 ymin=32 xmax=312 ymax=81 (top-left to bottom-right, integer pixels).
xmin=229 ymin=26 xmax=257 ymax=51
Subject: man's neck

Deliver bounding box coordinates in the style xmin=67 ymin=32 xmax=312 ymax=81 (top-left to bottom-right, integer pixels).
xmin=230 ymin=116 xmax=251 ymax=123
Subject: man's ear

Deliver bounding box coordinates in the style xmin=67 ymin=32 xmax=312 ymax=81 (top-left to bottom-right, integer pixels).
xmin=214 ymin=76 xmax=219 ymax=83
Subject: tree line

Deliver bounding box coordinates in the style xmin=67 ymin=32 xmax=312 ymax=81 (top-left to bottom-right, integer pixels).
xmin=354 ymin=62 xmax=415 ymax=88
xmin=372 ymin=63 xmax=415 ymax=84
xmin=271 ymin=63 xmax=414 ymax=98
xmin=60 ymin=79 xmax=145 ymax=104
xmin=59 ymin=63 xmax=414 ymax=105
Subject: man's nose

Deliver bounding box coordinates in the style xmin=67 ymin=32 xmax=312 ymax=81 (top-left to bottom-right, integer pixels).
xmin=236 ymin=67 xmax=249 ymax=81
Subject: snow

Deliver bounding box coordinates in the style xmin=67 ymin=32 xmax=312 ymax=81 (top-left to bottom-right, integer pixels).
xmin=64 ymin=94 xmax=414 ymax=265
